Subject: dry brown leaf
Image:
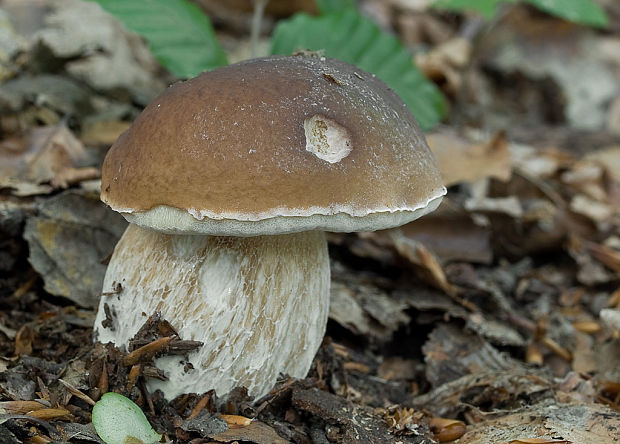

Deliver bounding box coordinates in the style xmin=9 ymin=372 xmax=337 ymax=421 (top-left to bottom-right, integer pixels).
xmin=586 ymin=145 xmax=620 ymax=182
xmin=377 ymin=357 xmax=417 ymax=380
xmin=220 ymin=414 xmax=252 ymax=428
xmin=598 ymin=381 xmax=620 ymax=410
xmin=586 ymin=241 xmax=620 ymax=274
xmin=388 ymin=229 xmax=458 ymax=297
xmin=388 ymin=0 xmax=435 ymax=13
xmin=0 ymin=401 xmax=47 ymax=414
xmin=0 ymin=124 xmax=90 ymax=193
xmin=27 ymin=433 xmax=52 ymax=444
xmin=395 ymin=9 xmax=452 ymax=46
xmin=352 ymin=199 xmax=493 ymax=265
xmin=427 ymin=130 xmax=512 ymax=186
xmin=430 ymin=416 xmax=466 ymax=442
xmin=526 ymin=341 xmax=544 ymax=366
xmin=465 ymin=178 xmax=523 ymax=218
xmin=569 ymin=194 xmax=614 ymax=225
xmin=600 ymin=309 xmax=620 ymax=331
xmin=457 ymin=402 xmax=619 ymax=443
xmin=561 ymin=160 xmax=607 ymax=201
xmin=568 ymin=236 xmax=619 ymax=285
xmin=572 ymin=332 xmax=597 ymax=374
xmin=572 ymin=321 xmax=602 ymax=334
xmin=416 ymin=38 xmax=472 ymax=95
xmin=384 ymin=406 xmax=425 ymax=436
xmin=27 ymin=408 xmax=71 ymax=420
xmin=555 ymin=372 xmax=597 ymax=405
xmin=398 ymin=202 xmax=493 ymax=264
xmin=80 ymin=119 xmax=131 ymax=146
xmin=50 ymin=166 xmax=99 ymax=189
xmin=608 ymin=289 xmax=620 ymax=308
xmin=22 ymin=124 xmax=85 ymax=183
xmin=14 ymin=324 xmax=34 ymax=356
xmin=209 ymin=420 xmax=287 ymax=444
xmin=511 ymin=144 xmax=574 ymax=179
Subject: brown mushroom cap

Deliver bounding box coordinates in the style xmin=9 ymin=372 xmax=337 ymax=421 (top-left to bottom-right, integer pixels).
xmin=100 ymin=55 xmax=446 ymax=236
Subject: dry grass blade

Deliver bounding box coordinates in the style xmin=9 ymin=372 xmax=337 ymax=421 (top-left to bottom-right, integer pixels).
xmin=0 ymin=400 xmax=47 ymax=414
xmin=572 ymin=321 xmax=602 ymax=334
xmin=541 ymin=336 xmax=572 ymax=361
xmin=58 ymin=378 xmax=95 ymax=406
xmin=343 ymin=361 xmax=371 ymax=373
xmin=586 ymin=241 xmax=620 ymax=273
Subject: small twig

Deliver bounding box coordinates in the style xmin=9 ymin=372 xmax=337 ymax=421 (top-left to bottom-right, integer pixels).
xmin=541 ymin=335 xmax=572 ymax=361
xmin=514 ymin=168 xmax=567 ymax=209
xmin=140 ymin=379 xmax=156 ymax=416
xmin=250 ymin=0 xmax=269 ymax=58
xmin=187 ymin=393 xmax=211 ymax=420
xmin=0 ymin=414 xmax=62 ymax=440
xmin=12 ymin=275 xmax=37 ymax=299
xmin=127 ymin=364 xmax=141 ymax=392
xmin=123 ymin=337 xmax=173 ymax=366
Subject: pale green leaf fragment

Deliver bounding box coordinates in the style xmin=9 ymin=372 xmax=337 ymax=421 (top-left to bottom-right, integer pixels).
xmin=92 ymin=392 xmax=162 ymax=444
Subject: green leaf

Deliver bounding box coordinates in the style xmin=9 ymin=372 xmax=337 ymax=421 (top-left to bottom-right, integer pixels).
xmin=525 ymin=0 xmax=608 ymax=28
xmin=92 ymin=392 xmax=162 ymax=444
xmin=433 ymin=0 xmax=608 ymax=27
xmin=315 ymin=0 xmax=357 ymax=14
xmin=432 ymin=0 xmax=516 ymax=19
xmin=89 ymin=0 xmax=227 ymax=78
xmin=270 ymin=10 xmax=446 ymax=130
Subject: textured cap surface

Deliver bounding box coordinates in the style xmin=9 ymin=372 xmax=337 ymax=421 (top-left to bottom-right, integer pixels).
xmin=101 ymin=55 xmax=446 ymax=235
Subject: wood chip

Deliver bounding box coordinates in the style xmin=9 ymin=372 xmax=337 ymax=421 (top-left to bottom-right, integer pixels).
xmin=122 ymin=336 xmax=173 ymax=366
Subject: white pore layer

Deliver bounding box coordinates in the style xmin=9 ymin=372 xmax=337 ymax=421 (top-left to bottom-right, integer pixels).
xmin=117 ymin=193 xmax=444 ymax=236
xmin=94 ymin=226 xmax=330 ymax=401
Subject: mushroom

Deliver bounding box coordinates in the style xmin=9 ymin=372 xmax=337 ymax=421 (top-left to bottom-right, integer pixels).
xmin=94 ymin=55 xmax=446 ymax=401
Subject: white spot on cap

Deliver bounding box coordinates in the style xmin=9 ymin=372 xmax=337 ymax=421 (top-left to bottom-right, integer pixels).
xmin=303 ymin=115 xmax=352 ymax=163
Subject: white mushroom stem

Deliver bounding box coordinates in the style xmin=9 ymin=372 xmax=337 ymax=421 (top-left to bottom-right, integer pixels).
xmin=94 ymin=224 xmax=330 ymax=401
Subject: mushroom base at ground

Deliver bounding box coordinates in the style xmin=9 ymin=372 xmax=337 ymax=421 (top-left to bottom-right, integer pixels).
xmin=94 ymin=224 xmax=330 ymax=401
